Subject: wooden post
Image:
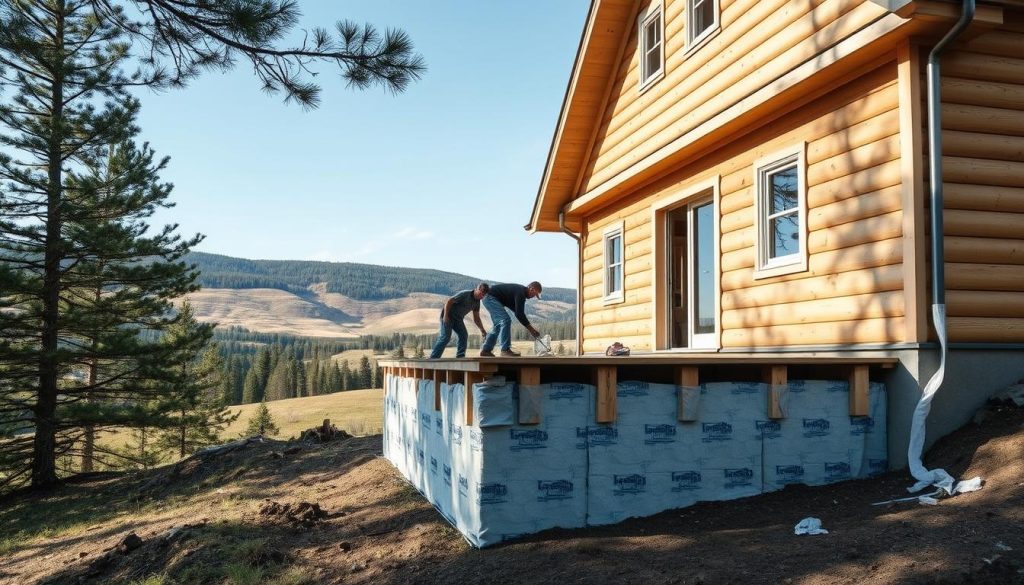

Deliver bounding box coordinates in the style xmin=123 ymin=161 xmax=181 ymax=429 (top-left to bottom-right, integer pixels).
xmin=518 ymin=367 xmax=542 ymax=425
xmin=765 ymin=365 xmax=787 ymax=420
xmin=433 ymin=370 xmax=442 ymax=411
xmin=676 ymin=366 xmax=700 ymax=421
xmin=594 ymin=366 xmax=617 ymax=424
xmin=465 ymin=372 xmax=485 ymax=426
xmin=849 ymin=365 xmax=870 ymax=416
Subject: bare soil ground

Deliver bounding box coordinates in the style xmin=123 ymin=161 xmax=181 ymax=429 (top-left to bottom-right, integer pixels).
xmin=2 ymin=403 xmax=1021 ymax=585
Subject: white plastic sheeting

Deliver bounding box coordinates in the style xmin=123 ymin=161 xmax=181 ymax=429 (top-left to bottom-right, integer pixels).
xmin=383 ymin=375 xmax=887 ymax=548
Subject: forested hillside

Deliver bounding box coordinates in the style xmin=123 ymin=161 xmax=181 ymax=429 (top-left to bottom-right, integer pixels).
xmin=188 ymin=252 xmax=577 ymax=302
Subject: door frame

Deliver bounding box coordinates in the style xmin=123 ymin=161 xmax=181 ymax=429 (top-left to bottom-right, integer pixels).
xmin=651 ymin=176 xmax=721 ymax=351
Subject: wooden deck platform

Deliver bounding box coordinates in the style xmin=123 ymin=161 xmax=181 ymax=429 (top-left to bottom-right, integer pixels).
xmin=379 ymin=353 xmax=900 ymax=425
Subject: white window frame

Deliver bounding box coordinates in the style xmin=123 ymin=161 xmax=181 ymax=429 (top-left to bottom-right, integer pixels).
xmin=753 ymin=144 xmax=808 ymax=280
xmin=637 ymin=2 xmax=665 ymax=93
xmin=603 ymin=221 xmax=626 ymax=305
xmin=685 ymin=0 xmax=720 ymax=56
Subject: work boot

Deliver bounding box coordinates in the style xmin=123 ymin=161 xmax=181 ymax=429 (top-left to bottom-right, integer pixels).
xmin=479 ymin=349 xmax=495 ymax=357
xmin=499 ymin=349 xmax=521 ymax=357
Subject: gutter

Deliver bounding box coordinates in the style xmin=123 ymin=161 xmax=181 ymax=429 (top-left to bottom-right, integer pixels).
xmin=559 ymin=212 xmax=583 ymax=356
xmin=907 ymin=0 xmax=975 ymax=492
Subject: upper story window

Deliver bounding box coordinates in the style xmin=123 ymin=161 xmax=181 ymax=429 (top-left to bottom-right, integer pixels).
xmin=638 ymin=3 xmax=664 ymax=91
xmin=603 ymin=221 xmax=625 ymax=304
xmin=687 ymin=0 xmax=719 ymax=50
xmin=754 ymin=145 xmax=807 ymax=279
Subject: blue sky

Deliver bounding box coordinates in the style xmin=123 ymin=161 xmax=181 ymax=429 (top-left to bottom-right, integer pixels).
xmin=141 ymin=1 xmax=589 ymax=289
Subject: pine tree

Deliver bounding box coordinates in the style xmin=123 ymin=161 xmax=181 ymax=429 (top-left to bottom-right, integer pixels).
xmin=340 ymin=360 xmax=352 ymax=391
xmin=155 ymin=312 xmax=239 ymax=458
xmin=359 ymin=356 xmax=373 ymax=390
xmin=264 ymin=358 xmax=293 ymax=402
xmin=0 ymin=0 xmax=423 ymax=492
xmin=244 ymin=400 xmax=279 ymax=437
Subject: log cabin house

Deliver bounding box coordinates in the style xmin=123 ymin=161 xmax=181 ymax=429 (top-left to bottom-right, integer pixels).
xmin=383 ymin=0 xmax=1024 ymax=471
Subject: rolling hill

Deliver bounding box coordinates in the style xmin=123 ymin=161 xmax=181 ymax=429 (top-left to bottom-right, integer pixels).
xmin=183 ymin=252 xmax=576 ymax=338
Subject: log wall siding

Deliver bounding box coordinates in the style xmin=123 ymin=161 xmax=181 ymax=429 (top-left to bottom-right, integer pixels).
xmin=577 ymin=0 xmax=889 ymax=197
xmin=942 ymin=15 xmax=1024 ymax=343
xmin=579 ymin=63 xmax=904 ymax=353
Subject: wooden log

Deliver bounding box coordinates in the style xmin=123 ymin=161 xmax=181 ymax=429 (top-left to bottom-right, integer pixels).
xmin=944 ymin=209 xmax=1024 ymax=239
xmin=848 ymin=365 xmax=870 ymax=416
xmin=806 ymin=159 xmax=903 ymax=208
xmin=584 ymin=318 xmax=652 ymax=340
xmin=807 ymin=186 xmax=902 ymax=232
xmin=720 ymin=206 xmax=754 ymax=235
xmin=942 ymin=50 xmax=1024 ymax=85
xmin=947 ymin=316 xmax=1024 ymax=342
xmin=721 ymin=264 xmax=904 ymax=310
xmin=719 ymin=185 xmax=754 ymax=216
xmin=721 ymin=238 xmax=903 ymax=291
xmin=942 ymin=103 xmax=1024 ymax=137
xmin=963 ymin=30 xmax=1024 ymax=58
xmin=582 ymin=287 xmax=654 ymax=311
xmin=943 ymin=236 xmax=1024 ymax=265
xmin=899 ymin=39 xmax=928 ymax=345
xmin=807 ymin=108 xmax=900 ymax=165
xmin=721 ymin=290 xmax=905 ymax=329
xmin=594 ymin=366 xmax=617 ymax=424
xmin=942 ymin=77 xmax=1024 ymax=111
xmin=947 ymin=290 xmax=1024 ymax=317
xmin=722 ymin=316 xmax=905 ymax=347
xmin=943 ymin=130 xmax=1024 ymax=161
xmin=946 ymin=263 xmax=1024 ymax=291
xmin=808 ymin=211 xmax=904 ymax=256
xmin=582 ymin=302 xmax=655 ymax=326
xmin=943 ymin=182 xmax=1024 ymax=213
xmin=583 ymin=335 xmax=652 ymax=354
xmin=806 ymin=134 xmax=901 ymax=186
xmin=765 ymin=365 xmax=787 ymax=419
xmin=676 ymin=366 xmax=700 ymax=421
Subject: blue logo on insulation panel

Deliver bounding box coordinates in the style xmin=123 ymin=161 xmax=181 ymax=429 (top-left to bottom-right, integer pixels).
xmin=577 ymin=426 xmax=618 ymax=448
xmin=537 ymin=480 xmax=574 ymax=502
xmin=510 ymin=429 xmax=549 ymax=451
xmin=435 ymin=415 xmax=443 ymax=436
xmin=430 ymin=457 xmax=438 ymax=475
xmin=826 ymin=462 xmax=852 ymax=481
xmin=470 ymin=429 xmax=483 ymax=451
xmin=775 ymin=465 xmax=805 ymax=485
xmin=644 ymin=424 xmax=677 ymax=444
xmin=850 ymin=417 xmax=875 ymax=436
xmin=618 ymin=381 xmax=650 ymax=397
xmin=458 ymin=474 xmax=469 ymax=498
xmin=477 ymin=482 xmax=508 ymax=505
xmin=671 ymin=471 xmax=702 ymax=492
xmin=443 ymin=464 xmax=452 ymax=486
xmin=731 ymin=382 xmax=762 ymax=396
xmin=613 ymin=474 xmax=646 ymax=495
xmin=449 ymin=423 xmax=463 ymax=445
xmin=867 ymin=458 xmax=888 ymax=476
xmin=756 ymin=420 xmax=782 ymax=440
xmin=550 ymin=383 xmax=587 ymax=401
xmin=420 ymin=412 xmax=431 ymax=429
xmin=702 ymin=422 xmax=733 ymax=443
xmin=724 ymin=468 xmax=754 ymax=489
xmin=802 ymin=418 xmax=831 ymax=438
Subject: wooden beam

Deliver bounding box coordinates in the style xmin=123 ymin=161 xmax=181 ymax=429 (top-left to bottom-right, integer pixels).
xmin=517 ymin=367 xmax=542 ymax=425
xmin=465 ymin=372 xmax=485 ymax=426
xmin=593 ymin=366 xmax=617 ymax=424
xmin=433 ymin=370 xmax=442 ymax=411
xmin=765 ymin=365 xmax=787 ymax=419
xmin=676 ymin=366 xmax=700 ymax=421
xmin=849 ymin=365 xmax=870 ymax=416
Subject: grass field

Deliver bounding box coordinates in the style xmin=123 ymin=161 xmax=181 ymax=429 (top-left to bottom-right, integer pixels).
xmin=224 ymin=388 xmax=383 ymax=438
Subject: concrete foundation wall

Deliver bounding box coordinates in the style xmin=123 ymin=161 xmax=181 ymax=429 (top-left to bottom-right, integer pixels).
xmin=883 ymin=348 xmax=1024 ymax=469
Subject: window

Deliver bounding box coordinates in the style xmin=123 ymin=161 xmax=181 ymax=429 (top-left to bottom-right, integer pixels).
xmin=687 ymin=0 xmax=719 ymax=50
xmin=638 ymin=4 xmax=664 ymax=91
xmin=603 ymin=222 xmax=625 ymax=304
xmin=754 ymin=146 xmax=807 ymax=278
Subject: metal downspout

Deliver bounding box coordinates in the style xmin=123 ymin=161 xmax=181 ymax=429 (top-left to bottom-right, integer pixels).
xmin=559 ymin=212 xmax=583 ymax=356
xmin=907 ymin=0 xmax=975 ymax=490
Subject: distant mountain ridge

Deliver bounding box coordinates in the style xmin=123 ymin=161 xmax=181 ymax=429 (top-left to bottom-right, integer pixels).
xmin=183 ymin=252 xmax=576 ymax=338
xmin=187 ymin=251 xmax=576 ymax=303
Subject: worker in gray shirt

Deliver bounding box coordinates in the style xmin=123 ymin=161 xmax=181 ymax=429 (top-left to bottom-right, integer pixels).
xmin=429 ymin=283 xmax=490 ymax=359
xmin=480 ymin=281 xmax=542 ymax=357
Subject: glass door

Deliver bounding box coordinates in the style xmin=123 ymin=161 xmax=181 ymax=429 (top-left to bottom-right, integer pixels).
xmin=666 ymin=196 xmax=716 ymax=349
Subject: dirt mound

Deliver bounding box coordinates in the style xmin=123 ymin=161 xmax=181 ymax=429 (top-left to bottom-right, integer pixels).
xmin=299 ymin=419 xmax=352 ymax=443
xmin=258 ymin=500 xmax=333 ymax=527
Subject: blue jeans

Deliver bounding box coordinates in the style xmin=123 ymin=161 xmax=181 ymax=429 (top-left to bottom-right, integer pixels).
xmin=429 ymin=316 xmax=469 ymax=358
xmin=481 ymin=294 xmax=512 ymax=352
